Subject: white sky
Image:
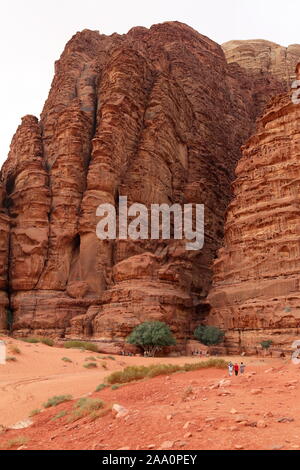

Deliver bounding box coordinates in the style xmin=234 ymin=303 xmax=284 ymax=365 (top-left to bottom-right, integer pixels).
xmin=1 ymin=0 xmax=299 ymax=167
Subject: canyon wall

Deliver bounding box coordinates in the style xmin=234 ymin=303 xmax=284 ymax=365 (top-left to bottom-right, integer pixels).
xmin=222 ymin=39 xmax=300 ymax=88
xmin=207 ymin=92 xmax=300 ymax=354
xmin=0 ymin=22 xmax=298 ymax=352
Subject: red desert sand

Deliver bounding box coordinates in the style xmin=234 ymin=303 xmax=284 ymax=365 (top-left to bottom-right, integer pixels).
xmin=1 ymin=336 xmax=300 ymax=450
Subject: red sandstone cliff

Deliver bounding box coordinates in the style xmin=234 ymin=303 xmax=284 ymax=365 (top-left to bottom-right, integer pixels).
xmin=0 ymin=22 xmax=296 ymax=351
xmin=222 ymin=39 xmax=300 ymax=88
xmin=207 ymin=92 xmax=300 ymax=353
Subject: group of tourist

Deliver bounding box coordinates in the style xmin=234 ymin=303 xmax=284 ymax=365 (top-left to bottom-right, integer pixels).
xmin=228 ymin=361 xmax=245 ymax=376
xmin=192 ymin=350 xmax=209 ymax=357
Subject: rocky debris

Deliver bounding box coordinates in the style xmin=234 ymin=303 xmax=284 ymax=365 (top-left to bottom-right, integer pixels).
xmin=183 ymin=421 xmax=192 ymax=429
xmin=0 ymin=21 xmax=289 ymax=344
xmin=208 ymin=92 xmax=300 ymax=353
xmin=112 ymin=404 xmax=129 ymax=419
xmin=9 ymin=419 xmax=33 ymax=430
xmin=177 ymin=441 xmax=187 ymax=447
xmin=256 ymin=420 xmax=267 ymax=429
xmin=235 ymin=415 xmax=247 ymax=423
xmin=250 ymin=389 xmax=263 ymax=395
xmin=277 ymin=417 xmax=295 ymax=423
xmin=230 ymin=409 xmax=238 ymax=414
xmin=234 ymin=444 xmax=244 ymax=450
xmin=159 ymin=441 xmax=174 ymax=449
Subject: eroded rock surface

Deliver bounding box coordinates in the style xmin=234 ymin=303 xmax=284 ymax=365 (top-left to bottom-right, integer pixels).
xmin=0 ymin=22 xmax=296 ymax=348
xmin=208 ymin=93 xmax=300 ymax=353
xmin=222 ymin=40 xmax=300 ymax=88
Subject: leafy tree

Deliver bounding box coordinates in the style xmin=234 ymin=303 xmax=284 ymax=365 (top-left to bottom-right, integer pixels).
xmin=194 ymin=325 xmax=224 ymax=346
xmin=6 ymin=308 xmax=13 ymax=332
xmin=260 ymin=340 xmax=273 ymax=350
xmin=127 ymin=321 xmax=176 ymax=357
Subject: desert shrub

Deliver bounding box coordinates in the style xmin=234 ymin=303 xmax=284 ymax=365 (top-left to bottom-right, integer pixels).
xmin=183 ymin=358 xmax=227 ymax=370
xmin=107 ymin=356 xmax=115 ymax=360
xmin=39 ymin=337 xmax=54 ymax=347
xmin=20 ymin=336 xmax=53 ymax=346
xmin=101 ymin=362 xmax=108 ymax=369
xmin=68 ymin=398 xmax=104 ymax=422
xmin=29 ymin=409 xmax=41 ymax=417
xmin=147 ymin=363 xmax=180 ymax=377
xmin=51 ymin=410 xmax=68 ymax=421
xmin=95 ymin=383 xmax=107 ymax=392
xmin=43 ymin=395 xmax=73 ymax=408
xmin=83 ymin=362 xmax=97 ymax=369
xmin=6 ymin=436 xmax=28 ymax=449
xmin=85 ymin=356 xmax=97 ymax=361
xmin=21 ymin=337 xmax=39 ymax=344
xmin=194 ymin=325 xmax=224 ymax=346
xmin=75 ymin=397 xmax=104 ymax=412
xmin=64 ymin=341 xmax=98 ymax=352
xmin=127 ymin=321 xmax=176 ymax=356
xmin=10 ymin=346 xmax=21 ymax=354
xmin=106 ymin=358 xmax=227 ymax=385
xmin=61 ymin=357 xmax=72 ymax=363
xmin=260 ymin=340 xmax=273 ymax=349
xmin=6 ymin=356 xmax=17 ymax=361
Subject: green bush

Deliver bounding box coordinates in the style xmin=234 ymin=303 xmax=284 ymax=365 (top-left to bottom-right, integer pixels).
xmin=194 ymin=325 xmax=224 ymax=346
xmin=6 ymin=437 xmax=28 ymax=449
xmin=21 ymin=337 xmax=39 ymax=344
xmin=74 ymin=398 xmax=104 ymax=412
xmin=106 ymin=359 xmax=227 ymax=385
xmin=51 ymin=410 xmax=68 ymax=421
xmin=67 ymin=398 xmax=104 ymax=423
xmin=260 ymin=340 xmax=273 ymax=349
xmin=29 ymin=409 xmax=41 ymax=417
xmin=61 ymin=357 xmax=72 ymax=363
xmin=43 ymin=395 xmax=73 ymax=408
xmin=127 ymin=321 xmax=176 ymax=356
xmin=39 ymin=337 xmax=54 ymax=347
xmin=20 ymin=336 xmax=53 ymax=346
xmin=83 ymin=362 xmax=98 ymax=369
xmin=64 ymin=341 xmax=99 ymax=352
xmin=95 ymin=383 xmax=107 ymax=392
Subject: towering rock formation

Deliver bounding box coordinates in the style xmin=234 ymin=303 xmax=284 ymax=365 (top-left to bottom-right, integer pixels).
xmin=222 ymin=40 xmax=300 ymax=88
xmin=0 ymin=22 xmax=295 ymax=350
xmin=208 ymin=92 xmax=300 ymax=353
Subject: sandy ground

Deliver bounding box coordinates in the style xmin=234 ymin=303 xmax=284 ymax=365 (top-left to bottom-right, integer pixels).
xmin=0 ymin=336 xmax=204 ymax=427
xmin=1 ymin=335 xmax=300 ymax=450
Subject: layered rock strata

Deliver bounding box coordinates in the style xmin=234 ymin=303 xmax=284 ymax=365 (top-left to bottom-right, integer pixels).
xmin=207 ymin=93 xmax=300 ymax=353
xmin=0 ymin=22 xmax=295 ymax=349
xmin=222 ymin=40 xmax=300 ymax=88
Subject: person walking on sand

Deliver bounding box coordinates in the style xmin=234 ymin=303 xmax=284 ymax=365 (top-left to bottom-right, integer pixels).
xmin=240 ymin=362 xmax=246 ymax=374
xmin=234 ymin=363 xmax=239 ymax=376
xmin=228 ymin=362 xmax=233 ymax=376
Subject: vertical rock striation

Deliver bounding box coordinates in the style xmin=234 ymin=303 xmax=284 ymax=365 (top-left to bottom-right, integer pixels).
xmin=207 ymin=92 xmax=300 ymax=353
xmin=0 ymin=22 xmax=296 ymax=350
